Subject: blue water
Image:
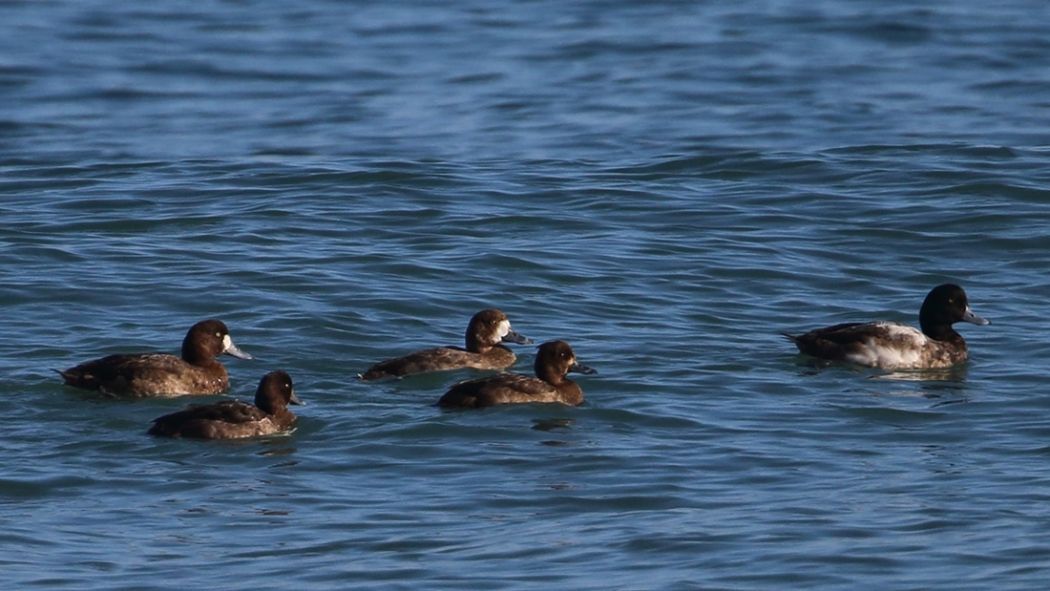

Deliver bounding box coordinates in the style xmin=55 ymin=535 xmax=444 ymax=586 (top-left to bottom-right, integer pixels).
xmin=3 ymin=1 xmax=1050 ymax=589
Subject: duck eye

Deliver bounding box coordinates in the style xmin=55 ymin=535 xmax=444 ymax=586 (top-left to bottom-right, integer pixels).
xmin=215 ymin=332 xmax=222 ymax=337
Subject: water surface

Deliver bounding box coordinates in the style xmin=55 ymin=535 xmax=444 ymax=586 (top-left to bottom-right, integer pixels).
xmin=3 ymin=1 xmax=1050 ymax=589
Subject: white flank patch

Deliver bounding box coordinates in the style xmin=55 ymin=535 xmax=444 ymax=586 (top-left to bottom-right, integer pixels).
xmin=845 ymin=322 xmax=927 ymax=369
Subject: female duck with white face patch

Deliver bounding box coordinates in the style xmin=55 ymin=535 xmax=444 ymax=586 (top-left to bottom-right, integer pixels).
xmin=359 ymin=308 xmax=532 ymax=380
xmin=783 ymin=283 xmax=990 ymax=370
xmin=58 ymin=319 xmax=253 ymax=397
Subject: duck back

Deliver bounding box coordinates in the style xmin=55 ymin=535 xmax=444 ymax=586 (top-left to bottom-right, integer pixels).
xmin=361 ymin=346 xmax=515 ymax=380
xmin=60 ymin=353 xmax=229 ymax=397
xmin=785 ymin=321 xmax=973 ymax=369
xmin=439 ymin=374 xmax=585 ymax=408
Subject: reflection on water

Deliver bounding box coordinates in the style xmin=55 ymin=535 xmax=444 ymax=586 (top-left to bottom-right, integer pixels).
xmin=531 ymin=418 xmax=574 ymax=432
xmin=873 ymin=366 xmax=969 ymax=384
xmin=2 ymin=0 xmax=1049 ymax=589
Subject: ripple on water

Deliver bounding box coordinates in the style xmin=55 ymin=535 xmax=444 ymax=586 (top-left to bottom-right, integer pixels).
xmin=3 ymin=1 xmax=1050 ymax=589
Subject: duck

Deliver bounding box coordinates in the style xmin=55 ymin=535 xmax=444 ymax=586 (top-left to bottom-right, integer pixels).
xmin=783 ymin=283 xmax=990 ymax=370
xmin=359 ymin=308 xmax=532 ymax=380
xmin=438 ymin=340 xmax=595 ymax=408
xmin=58 ymin=319 xmax=253 ymax=397
xmin=148 ymin=370 xmax=302 ymax=439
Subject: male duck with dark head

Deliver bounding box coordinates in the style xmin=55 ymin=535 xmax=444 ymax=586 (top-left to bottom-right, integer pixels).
xmin=359 ymin=308 xmax=532 ymax=380
xmin=58 ymin=319 xmax=253 ymax=397
xmin=148 ymin=370 xmax=302 ymax=439
xmin=438 ymin=340 xmax=596 ymax=408
xmin=783 ymin=283 xmax=990 ymax=370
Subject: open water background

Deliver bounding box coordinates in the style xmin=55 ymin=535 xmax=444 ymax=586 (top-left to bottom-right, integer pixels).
xmin=2 ymin=1 xmax=1050 ymax=589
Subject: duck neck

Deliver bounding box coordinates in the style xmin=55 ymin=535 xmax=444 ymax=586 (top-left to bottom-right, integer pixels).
xmin=465 ymin=332 xmax=489 ymax=354
xmin=258 ymin=402 xmax=283 ymax=416
xmin=536 ymin=365 xmax=567 ymax=385
xmin=181 ymin=340 xmax=216 ymax=367
xmin=255 ymin=392 xmax=286 ymax=415
xmin=920 ymin=320 xmax=961 ymax=343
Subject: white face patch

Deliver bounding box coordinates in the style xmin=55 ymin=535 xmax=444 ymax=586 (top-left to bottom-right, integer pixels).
xmin=219 ymin=334 xmax=253 ymax=360
xmin=497 ymin=320 xmax=511 ymax=338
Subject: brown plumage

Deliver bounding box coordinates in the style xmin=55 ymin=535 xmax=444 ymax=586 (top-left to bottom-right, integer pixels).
xmin=58 ymin=319 xmax=252 ymax=397
xmin=148 ymin=370 xmax=302 ymax=439
xmin=360 ymin=308 xmax=531 ymax=380
xmin=438 ymin=340 xmax=596 ymax=409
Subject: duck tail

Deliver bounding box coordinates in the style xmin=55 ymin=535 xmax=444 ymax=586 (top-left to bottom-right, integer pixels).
xmin=358 ymin=369 xmax=382 ymax=381
xmin=780 ymin=332 xmax=800 ymax=343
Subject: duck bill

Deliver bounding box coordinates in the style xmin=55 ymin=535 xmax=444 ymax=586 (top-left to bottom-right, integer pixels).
xmin=570 ymin=362 xmax=597 ymax=375
xmin=962 ymin=306 xmax=990 ymax=326
xmin=502 ymin=330 xmax=533 ymax=345
xmin=222 ymin=335 xmax=254 ymax=360
xmin=289 ymin=391 xmax=305 ymax=406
